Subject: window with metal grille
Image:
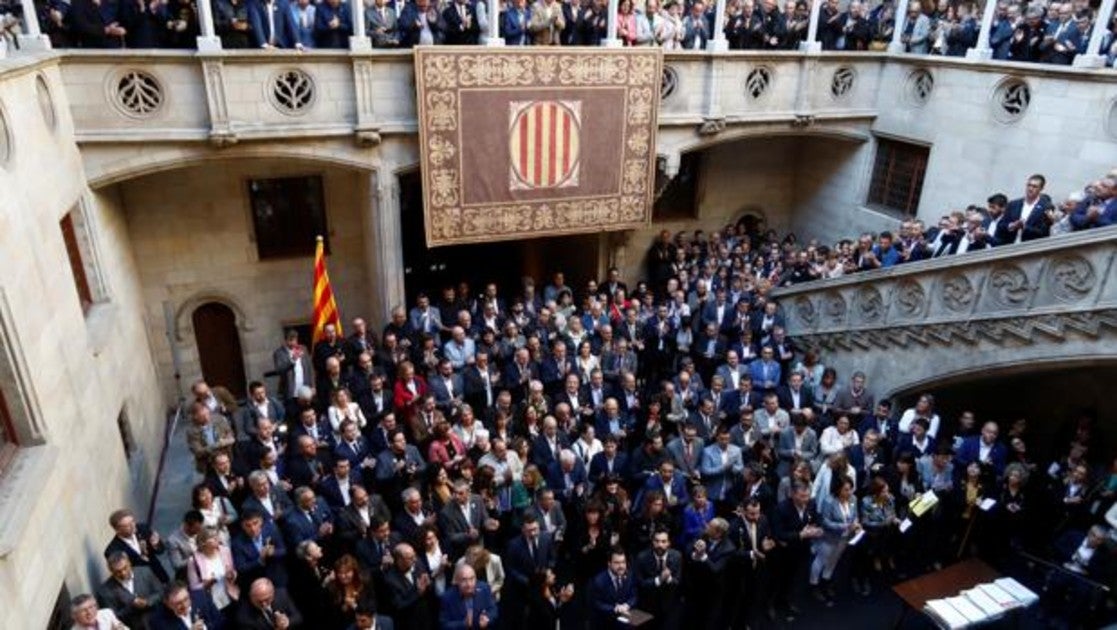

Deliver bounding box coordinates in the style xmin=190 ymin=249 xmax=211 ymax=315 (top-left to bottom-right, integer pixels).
xmin=866 ymin=137 xmax=929 ymax=218
xmin=248 ymin=175 xmax=329 ymax=260
xmin=60 ymin=212 xmax=94 ymax=314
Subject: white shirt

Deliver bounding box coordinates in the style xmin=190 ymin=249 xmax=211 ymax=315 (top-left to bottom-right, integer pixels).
xmin=898 ymin=408 xmax=941 ymax=438
xmin=1016 ymin=198 xmax=1038 ymax=243
xmin=978 ymin=441 xmax=993 ymax=463
xmin=292 ymin=351 xmax=306 ymax=391
xmin=260 ymin=495 xmax=275 ymax=515
xmin=338 ymin=477 xmax=352 ymax=505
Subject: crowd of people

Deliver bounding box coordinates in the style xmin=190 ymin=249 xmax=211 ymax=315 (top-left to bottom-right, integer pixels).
xmin=2 ymin=0 xmax=1114 ymax=66
xmin=71 ymin=169 xmax=1117 ymax=630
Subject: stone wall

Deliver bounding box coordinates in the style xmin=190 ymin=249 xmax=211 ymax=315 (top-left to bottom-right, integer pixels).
xmin=0 ymin=57 xmax=165 ymax=628
xmin=116 ymin=158 xmax=376 ymax=402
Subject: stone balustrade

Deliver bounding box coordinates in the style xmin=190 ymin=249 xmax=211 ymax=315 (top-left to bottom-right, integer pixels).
xmin=771 ymin=227 xmax=1117 ymax=395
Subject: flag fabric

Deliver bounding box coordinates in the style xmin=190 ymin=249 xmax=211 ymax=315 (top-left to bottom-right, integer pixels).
xmin=311 ymin=236 xmax=342 ymax=345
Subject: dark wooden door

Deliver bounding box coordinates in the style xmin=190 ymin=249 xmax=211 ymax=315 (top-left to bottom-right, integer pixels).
xmin=192 ymin=302 xmax=247 ymax=399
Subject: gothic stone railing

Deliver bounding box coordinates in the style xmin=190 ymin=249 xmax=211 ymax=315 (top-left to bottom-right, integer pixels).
xmin=771 ymin=227 xmax=1117 ymax=355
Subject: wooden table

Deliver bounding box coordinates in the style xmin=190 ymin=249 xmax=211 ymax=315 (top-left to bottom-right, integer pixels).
xmin=891 ymin=559 xmax=1002 ymax=628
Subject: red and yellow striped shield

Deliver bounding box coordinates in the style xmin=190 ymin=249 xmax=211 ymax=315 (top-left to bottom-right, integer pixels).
xmin=508 ymin=100 xmax=582 ymax=190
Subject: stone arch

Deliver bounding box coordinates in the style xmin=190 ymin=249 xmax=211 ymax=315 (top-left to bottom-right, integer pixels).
xmin=83 ymin=143 xmax=382 ymax=190
xmin=884 ymin=355 xmax=1117 ymax=401
xmin=656 ymin=125 xmax=871 ymax=168
xmin=173 ymin=290 xmax=253 ymax=343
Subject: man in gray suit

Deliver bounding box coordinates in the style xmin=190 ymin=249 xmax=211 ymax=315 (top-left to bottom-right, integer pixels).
xmin=273 ymin=329 xmax=313 ymax=420
xmin=525 ymin=488 xmax=567 ymax=542
xmin=666 ymin=423 xmax=705 ymax=482
xmin=902 ymin=1 xmax=931 ymax=54
xmin=776 ymin=413 xmax=819 ymax=477
xmin=438 ymin=480 xmax=500 ymax=558
xmin=366 ymin=0 xmax=401 ymax=47
xmin=96 ymin=553 xmax=163 ymax=629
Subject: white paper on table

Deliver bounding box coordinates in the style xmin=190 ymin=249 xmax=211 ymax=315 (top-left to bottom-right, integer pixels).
xmin=924 ymin=599 xmax=970 ymax=630
xmin=977 ymin=583 xmax=1021 ymax=609
xmin=978 ymin=498 xmax=997 ymax=511
xmin=899 ymin=518 xmax=913 ymax=533
xmin=946 ymin=595 xmax=988 ymax=623
xmin=993 ymin=577 xmax=1039 ymax=605
xmin=962 ymin=587 xmax=1003 ymax=617
xmin=848 ymin=530 xmax=866 ymax=546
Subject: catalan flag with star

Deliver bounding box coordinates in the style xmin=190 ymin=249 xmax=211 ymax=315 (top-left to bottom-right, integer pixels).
xmin=311 ymin=235 xmax=342 ymax=345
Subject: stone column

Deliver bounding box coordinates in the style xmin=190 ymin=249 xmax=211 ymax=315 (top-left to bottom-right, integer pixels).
xmin=369 ymin=171 xmax=406 ymax=327
xmin=965 ymin=0 xmax=998 ymax=60
xmin=800 ymin=0 xmax=822 ymax=52
xmin=350 ymin=0 xmax=372 ymax=50
xmin=1073 ymin=0 xmax=1116 ymax=67
xmin=889 ymin=1 xmax=910 ymax=53
xmin=708 ymin=0 xmax=728 ymax=51
xmin=485 ymin=0 xmax=505 ymax=45
xmin=17 ymin=0 xmax=52 ymax=50
xmin=605 ymin=0 xmax=623 ymax=46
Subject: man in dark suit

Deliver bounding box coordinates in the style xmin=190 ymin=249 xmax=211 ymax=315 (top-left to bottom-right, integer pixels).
xmin=281 ymin=486 xmax=335 ymax=549
xmin=242 ymin=470 xmax=293 ymax=524
xmin=231 ymin=510 xmax=288 ymax=591
xmin=771 ymin=483 xmax=823 ymax=621
xmin=634 ymin=529 xmax=683 ymax=629
xmin=438 ymin=480 xmax=497 ymax=559
xmin=505 ymin=515 xmax=557 ymax=589
xmin=546 ymin=450 xmax=589 ymax=506
xmin=427 ymin=359 xmax=464 ymax=418
xmin=461 ymin=351 xmax=498 ymax=418
xmin=234 ymin=578 xmax=303 ymax=629
xmin=776 ymin=372 xmax=816 ymax=419
xmin=439 ymin=564 xmax=499 ymax=629
xmin=588 ymin=548 xmax=638 ymax=629
xmin=205 ymin=452 xmax=248 ymax=506
xmin=502 ymin=348 xmax=539 ymax=404
xmin=848 ymin=429 xmax=888 ymax=491
xmin=983 ymin=193 xmax=1015 ymax=246
xmin=724 ymin=375 xmax=762 ymax=418
xmin=375 ymin=430 xmax=428 ymax=504
xmin=728 ymin=499 xmax=777 ymax=626
xmin=383 ymin=543 xmax=436 ymax=630
xmin=336 ymin=484 xmax=392 ymax=552
xmin=273 ymin=330 xmax=314 ymax=420
xmin=589 ymin=436 xmax=630 ymax=487
xmin=638 ymin=460 xmax=689 ymax=514
xmin=442 ymin=0 xmax=480 ymax=44
xmin=148 ymin=581 xmax=224 ymax=630
xmin=1004 ymin=173 xmax=1055 ymax=243
xmin=334 ymin=420 xmax=377 ymax=485
xmin=250 ymin=0 xmax=302 ymax=48
xmin=104 ymin=508 xmax=170 ymax=584
xmin=286 ymin=434 xmax=328 ymax=489
xmin=240 ymin=381 xmax=286 ymax=441
xmin=687 ymin=518 xmax=737 ymax=630
xmin=955 ymin=421 xmax=1008 ymax=476
xmin=96 ymin=553 xmax=163 ymax=629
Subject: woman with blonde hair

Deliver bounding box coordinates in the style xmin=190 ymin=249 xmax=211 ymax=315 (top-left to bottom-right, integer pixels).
xmin=187 ymin=527 xmax=239 ymax=613
xmin=455 ymin=544 xmax=507 ymax=600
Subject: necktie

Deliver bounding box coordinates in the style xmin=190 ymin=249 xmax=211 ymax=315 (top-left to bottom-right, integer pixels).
xmin=528 ymin=537 xmax=537 ymax=561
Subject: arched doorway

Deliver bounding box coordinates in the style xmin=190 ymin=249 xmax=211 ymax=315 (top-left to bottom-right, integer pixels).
xmin=192 ymin=302 xmax=247 ymax=399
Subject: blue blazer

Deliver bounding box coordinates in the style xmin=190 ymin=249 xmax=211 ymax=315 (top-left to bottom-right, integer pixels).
xmin=748 ymin=359 xmax=782 ymax=391
xmin=637 ymin=471 xmax=689 ymax=511
xmin=313 ymin=0 xmax=352 ymax=48
xmin=231 ymin=521 xmax=287 ymax=575
xmin=280 ymin=497 xmax=335 ymax=547
xmin=249 ymin=0 xmax=300 ymax=48
xmin=440 ymin=581 xmax=499 ymax=629
xmin=1004 ymin=194 xmax=1054 ymax=242
xmin=955 ymin=436 xmax=1007 ymax=475
xmin=588 ymin=451 xmax=629 ymax=484
xmin=588 ymin=570 xmax=637 ymax=629
xmin=545 ymin=459 xmax=588 ymax=501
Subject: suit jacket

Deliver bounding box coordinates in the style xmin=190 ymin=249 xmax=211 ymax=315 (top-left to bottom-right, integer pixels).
xmin=588 ymin=570 xmax=638 ymax=629
xmin=427 ymin=374 xmax=463 ymax=415
xmin=776 ymin=385 xmax=816 ymax=413
xmin=530 ymin=433 xmax=569 ymax=469
xmin=1004 ymin=194 xmax=1055 ymax=242
xmin=273 ymin=345 xmax=313 ymax=400
xmin=699 ymin=443 xmax=745 ymax=501
xmin=772 ymin=498 xmax=820 ymax=554
xmin=242 ymin=488 xmax=293 ymax=524
xmin=249 ymin=0 xmax=300 ymax=47
xmin=335 ymin=496 xmax=392 ymax=547
xmin=440 ymin=581 xmax=499 ymax=629
xmin=461 ymin=364 xmax=498 ymax=413
xmin=104 ymin=527 xmax=170 ymax=584
xmin=748 ymin=360 xmax=782 ymax=392
xmin=776 ymin=427 xmax=819 ymax=476
xmin=239 ymin=398 xmax=286 ymax=441
xmin=383 ymin=565 xmax=435 ymax=629
xmin=588 ymin=451 xmax=630 ymax=484
xmin=504 ymin=532 xmax=557 ymax=586
xmin=230 ymin=522 xmax=287 ymax=585
xmin=502 ymin=5 xmax=531 ymax=44
xmin=724 ymin=389 xmax=763 ymax=416
xmin=600 ymin=350 xmax=638 ymax=385
xmin=526 ymin=502 xmax=567 ymax=539
xmin=545 ymin=460 xmax=588 ymax=503
xmin=233 ymin=587 xmax=304 ymax=629
xmin=185 ymin=416 xmax=235 ymax=471
xmin=639 ymin=472 xmax=689 ymax=511
xmin=96 ymin=566 xmax=163 ymax=628
xmin=666 ymin=436 xmax=705 ymax=479
xmin=633 ymin=548 xmax=682 ymax=611
xmin=727 ymin=514 xmax=773 ymax=569
xmin=147 ymin=590 xmax=224 ymax=630
xmin=438 ymin=496 xmax=490 ymax=554
xmin=955 ymin=436 xmax=1007 ymax=475
xmin=280 ymin=497 xmax=335 ymax=547
xmin=442 ymin=0 xmax=480 ymax=44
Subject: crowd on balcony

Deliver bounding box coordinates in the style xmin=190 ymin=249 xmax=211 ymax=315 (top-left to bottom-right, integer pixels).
xmin=72 ymin=169 xmax=1117 ymax=629
xmin=1 ymin=0 xmax=1113 ymax=66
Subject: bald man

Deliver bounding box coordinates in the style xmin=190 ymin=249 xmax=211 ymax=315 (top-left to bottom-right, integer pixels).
xmin=234 ymin=578 xmax=303 ymax=629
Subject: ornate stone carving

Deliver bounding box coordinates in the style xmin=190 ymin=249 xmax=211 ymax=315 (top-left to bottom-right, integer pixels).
xmin=855 ymin=287 xmax=884 ymax=323
xmin=109 ymin=69 xmax=165 ymax=119
xmin=268 ymin=68 xmax=316 ymax=116
xmin=798 ymin=309 xmax=1117 ymax=353
xmin=661 ymin=66 xmax=679 ymax=100
xmin=823 ymin=292 xmax=847 ymax=324
xmin=987 ymin=266 xmax=1032 ymax=308
xmin=698 ymin=116 xmax=726 ymax=135
xmin=992 ymin=77 xmax=1030 ymax=123
xmin=830 ymin=67 xmax=856 ymax=100
xmin=905 ymin=68 xmax=934 ymax=106
xmin=794 ymin=297 xmax=818 ymax=330
xmin=791 ymin=114 xmax=815 ymax=128
xmin=940 ymin=273 xmax=975 ymax=313
xmin=745 ymin=66 xmax=772 ymax=100
xmin=1047 ymin=256 xmax=1096 ymax=302
xmin=892 ymin=280 xmax=926 ymax=318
